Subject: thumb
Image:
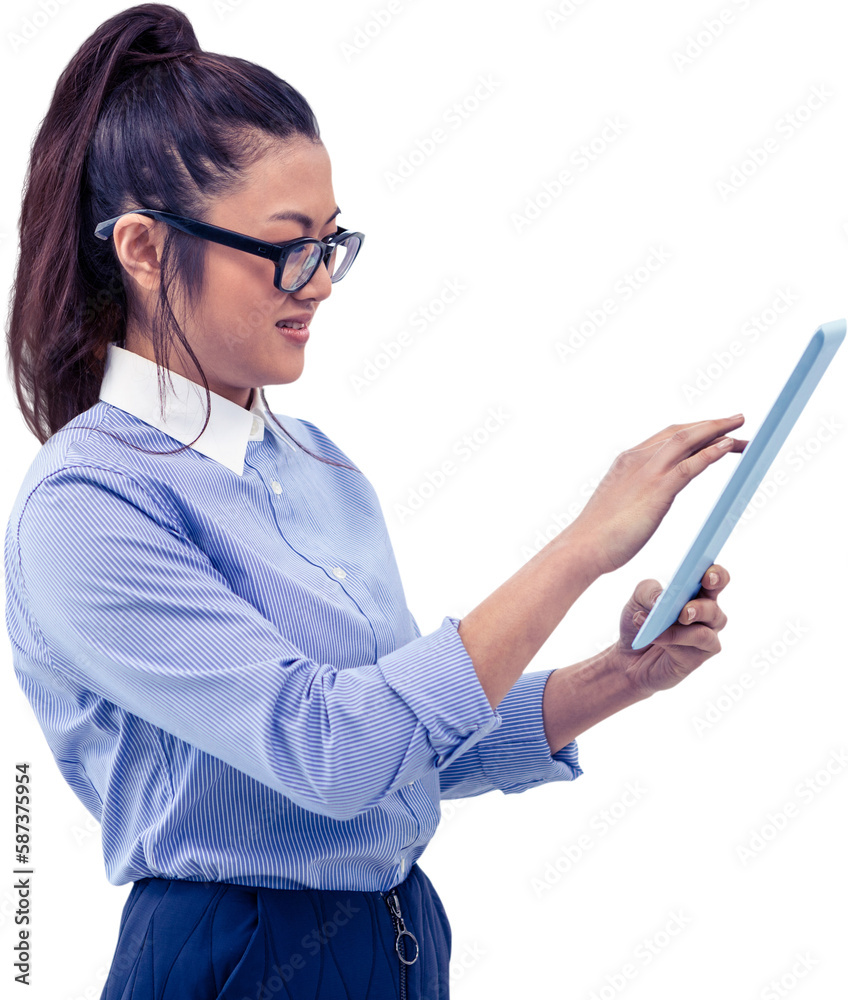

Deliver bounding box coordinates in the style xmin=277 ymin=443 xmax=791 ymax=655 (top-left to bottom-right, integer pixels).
xmin=630 ymin=578 xmax=664 ymax=623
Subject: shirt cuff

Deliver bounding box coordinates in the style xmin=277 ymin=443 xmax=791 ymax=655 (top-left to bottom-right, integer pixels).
xmin=377 ymin=614 xmax=503 ymax=772
xmin=470 ymin=668 xmax=583 ymax=795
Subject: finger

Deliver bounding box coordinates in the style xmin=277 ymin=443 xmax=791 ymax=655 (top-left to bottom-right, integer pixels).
xmin=665 ymin=430 xmax=747 ymax=488
xmin=677 ymin=598 xmax=728 ymax=631
xmin=651 ymin=621 xmax=722 ymax=654
xmin=699 ymin=564 xmax=731 ymax=596
xmin=717 ymin=437 xmax=749 ymax=453
xmin=653 ymin=415 xmax=746 ymax=470
xmin=623 ymin=415 xmax=745 ymax=457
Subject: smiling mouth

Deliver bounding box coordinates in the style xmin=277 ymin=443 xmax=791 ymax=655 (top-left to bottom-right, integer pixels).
xmin=276 ymin=321 xmax=310 ymax=344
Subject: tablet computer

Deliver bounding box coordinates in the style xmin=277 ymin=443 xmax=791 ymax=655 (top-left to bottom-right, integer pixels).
xmin=631 ymin=318 xmax=845 ymax=650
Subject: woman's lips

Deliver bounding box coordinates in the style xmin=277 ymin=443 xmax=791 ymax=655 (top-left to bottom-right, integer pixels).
xmin=276 ymin=322 xmax=309 ymax=344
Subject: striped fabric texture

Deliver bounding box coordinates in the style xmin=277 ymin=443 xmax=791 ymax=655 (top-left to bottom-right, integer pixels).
xmin=4 ymin=343 xmax=581 ymax=892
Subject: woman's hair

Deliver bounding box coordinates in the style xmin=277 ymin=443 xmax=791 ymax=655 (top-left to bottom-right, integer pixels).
xmin=6 ymin=2 xmax=358 ymax=472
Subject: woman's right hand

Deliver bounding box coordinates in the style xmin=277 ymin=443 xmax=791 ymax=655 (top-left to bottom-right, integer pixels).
xmin=573 ymin=415 xmax=748 ymax=576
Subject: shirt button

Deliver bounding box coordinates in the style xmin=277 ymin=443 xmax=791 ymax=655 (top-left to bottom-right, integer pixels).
xmin=270 ymin=480 xmax=283 ymax=494
xmin=331 ymin=566 xmax=346 ymax=579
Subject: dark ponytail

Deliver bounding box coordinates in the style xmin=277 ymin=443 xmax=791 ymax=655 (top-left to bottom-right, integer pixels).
xmin=6 ymin=2 xmax=358 ymax=472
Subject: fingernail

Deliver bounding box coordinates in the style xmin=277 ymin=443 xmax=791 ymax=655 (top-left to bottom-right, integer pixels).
xmin=716 ymin=438 xmax=732 ymax=449
xmin=686 ymin=607 xmax=696 ymax=621
xmin=634 ymin=612 xmax=646 ymax=625
xmin=708 ymin=572 xmax=718 ymax=586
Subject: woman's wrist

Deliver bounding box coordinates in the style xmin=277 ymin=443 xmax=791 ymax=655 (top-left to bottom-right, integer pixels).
xmin=552 ymin=512 xmax=617 ymax=578
xmin=542 ymin=643 xmax=653 ymax=755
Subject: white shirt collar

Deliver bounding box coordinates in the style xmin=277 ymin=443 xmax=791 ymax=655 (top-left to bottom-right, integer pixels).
xmin=98 ymin=343 xmax=294 ymax=476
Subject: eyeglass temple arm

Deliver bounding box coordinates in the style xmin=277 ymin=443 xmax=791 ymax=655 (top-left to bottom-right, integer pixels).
xmin=95 ymin=211 xmax=355 ymax=260
xmin=94 ymin=211 xmax=290 ymax=265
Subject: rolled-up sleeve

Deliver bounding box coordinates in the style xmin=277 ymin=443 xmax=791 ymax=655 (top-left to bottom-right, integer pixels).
xmin=437 ymin=648 xmax=583 ymax=800
xmin=12 ymin=465 xmax=503 ymax=823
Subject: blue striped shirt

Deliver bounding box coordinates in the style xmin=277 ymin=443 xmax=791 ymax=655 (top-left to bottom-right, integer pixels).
xmin=5 ymin=343 xmax=582 ymax=891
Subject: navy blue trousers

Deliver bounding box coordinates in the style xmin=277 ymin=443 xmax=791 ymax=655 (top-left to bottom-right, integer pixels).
xmin=99 ymin=863 xmax=451 ymax=999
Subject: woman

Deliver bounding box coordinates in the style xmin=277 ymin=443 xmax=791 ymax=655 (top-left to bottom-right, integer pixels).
xmin=4 ymin=5 xmax=747 ymax=998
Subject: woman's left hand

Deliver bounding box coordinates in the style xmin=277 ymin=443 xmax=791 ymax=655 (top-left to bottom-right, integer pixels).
xmin=613 ymin=564 xmax=731 ymax=696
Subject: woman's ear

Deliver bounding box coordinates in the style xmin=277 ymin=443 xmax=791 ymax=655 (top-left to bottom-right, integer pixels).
xmin=112 ymin=214 xmax=164 ymax=293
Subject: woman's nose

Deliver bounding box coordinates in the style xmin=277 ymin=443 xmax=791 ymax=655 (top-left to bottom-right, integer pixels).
xmin=294 ymin=259 xmax=333 ymax=302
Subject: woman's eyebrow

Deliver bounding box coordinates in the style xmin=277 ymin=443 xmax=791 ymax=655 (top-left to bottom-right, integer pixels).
xmin=265 ymin=206 xmax=341 ymax=227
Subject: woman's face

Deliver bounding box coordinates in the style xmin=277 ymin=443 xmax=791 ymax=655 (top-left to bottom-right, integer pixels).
xmin=117 ymin=137 xmax=339 ymax=408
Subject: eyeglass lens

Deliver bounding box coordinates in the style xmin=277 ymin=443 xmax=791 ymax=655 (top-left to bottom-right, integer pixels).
xmin=281 ymin=234 xmax=361 ymax=290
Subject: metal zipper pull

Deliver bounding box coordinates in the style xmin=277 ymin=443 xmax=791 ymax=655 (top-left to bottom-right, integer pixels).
xmin=385 ymin=890 xmax=419 ymax=966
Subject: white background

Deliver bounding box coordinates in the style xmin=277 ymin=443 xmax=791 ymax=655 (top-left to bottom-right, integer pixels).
xmin=1 ymin=1 xmax=846 ymax=998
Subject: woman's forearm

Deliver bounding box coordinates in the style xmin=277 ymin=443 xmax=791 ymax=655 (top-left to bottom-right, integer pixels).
xmin=455 ymin=417 xmax=747 ymax=717
xmin=456 ymin=520 xmax=605 ymax=711
xmin=541 ymin=645 xmax=652 ymax=754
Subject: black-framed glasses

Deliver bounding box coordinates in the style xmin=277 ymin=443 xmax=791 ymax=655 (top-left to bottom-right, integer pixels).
xmin=94 ymin=209 xmax=365 ymax=293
